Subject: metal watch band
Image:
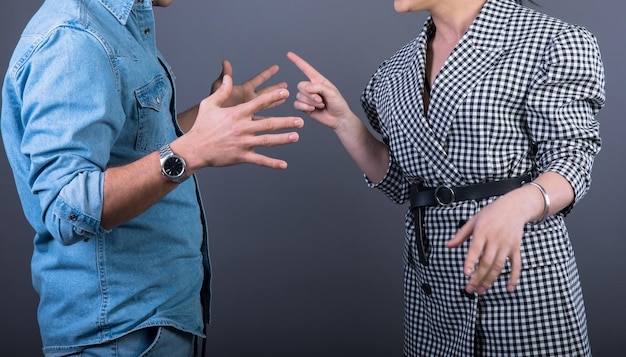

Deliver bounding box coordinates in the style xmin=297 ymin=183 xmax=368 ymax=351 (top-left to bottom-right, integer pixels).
xmin=159 ymin=144 xmax=189 ymax=184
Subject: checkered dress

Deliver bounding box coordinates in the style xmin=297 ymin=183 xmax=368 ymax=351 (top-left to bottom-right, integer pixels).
xmin=360 ymin=0 xmax=605 ymax=355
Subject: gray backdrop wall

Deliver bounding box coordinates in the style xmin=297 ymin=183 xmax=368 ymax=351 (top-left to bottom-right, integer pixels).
xmin=1 ymin=1 xmax=623 ymax=356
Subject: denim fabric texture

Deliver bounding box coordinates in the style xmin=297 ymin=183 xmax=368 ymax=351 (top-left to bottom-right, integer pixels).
xmin=52 ymin=327 xmax=195 ymax=357
xmin=1 ymin=0 xmax=211 ymax=354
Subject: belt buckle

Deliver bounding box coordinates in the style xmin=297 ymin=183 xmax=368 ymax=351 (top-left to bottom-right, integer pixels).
xmin=434 ymin=185 xmax=455 ymax=206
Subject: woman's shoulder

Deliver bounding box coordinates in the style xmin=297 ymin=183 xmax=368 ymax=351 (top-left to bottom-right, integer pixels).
xmin=507 ymin=4 xmax=594 ymax=43
xmin=371 ymin=37 xmax=421 ymax=80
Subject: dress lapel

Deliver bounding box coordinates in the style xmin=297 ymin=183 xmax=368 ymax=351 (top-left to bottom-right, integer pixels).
xmin=396 ymin=0 xmax=513 ymax=185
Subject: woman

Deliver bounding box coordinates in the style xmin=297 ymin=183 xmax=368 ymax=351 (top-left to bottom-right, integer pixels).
xmin=288 ymin=0 xmax=605 ymax=355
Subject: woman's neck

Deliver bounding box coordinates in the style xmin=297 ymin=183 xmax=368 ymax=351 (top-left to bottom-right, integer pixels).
xmin=430 ymin=0 xmax=486 ymax=44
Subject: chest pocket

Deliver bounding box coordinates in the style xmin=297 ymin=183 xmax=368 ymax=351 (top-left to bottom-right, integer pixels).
xmin=134 ymin=75 xmax=174 ymax=152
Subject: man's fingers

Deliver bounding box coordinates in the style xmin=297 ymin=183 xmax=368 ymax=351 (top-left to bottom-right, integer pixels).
xmin=240 ymin=132 xmax=302 ymax=170
xmin=245 ymin=153 xmax=289 ymax=170
xmin=255 ymin=82 xmax=288 ymax=97
xmin=210 ymin=74 xmax=233 ymax=107
xmin=252 ymin=132 xmax=300 ymax=146
xmin=247 ymin=64 xmax=280 ymax=89
xmin=234 ymin=87 xmax=290 ymax=114
xmin=249 ymin=116 xmax=304 ymax=134
xmin=221 ymin=60 xmax=233 ymax=78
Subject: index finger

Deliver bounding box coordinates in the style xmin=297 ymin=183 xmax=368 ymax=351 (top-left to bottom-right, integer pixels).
xmin=287 ymin=51 xmax=327 ymax=82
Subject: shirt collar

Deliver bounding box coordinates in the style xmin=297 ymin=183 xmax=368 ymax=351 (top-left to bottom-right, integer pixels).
xmin=98 ymin=0 xmax=137 ymax=26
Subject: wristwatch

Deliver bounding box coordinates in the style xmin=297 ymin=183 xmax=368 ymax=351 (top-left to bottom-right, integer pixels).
xmin=159 ymin=144 xmax=189 ymax=184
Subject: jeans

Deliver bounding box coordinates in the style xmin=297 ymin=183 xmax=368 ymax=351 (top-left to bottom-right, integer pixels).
xmin=61 ymin=327 xmax=195 ymax=357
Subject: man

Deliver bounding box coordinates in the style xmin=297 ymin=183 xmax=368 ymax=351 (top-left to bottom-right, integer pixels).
xmin=1 ymin=0 xmax=303 ymax=355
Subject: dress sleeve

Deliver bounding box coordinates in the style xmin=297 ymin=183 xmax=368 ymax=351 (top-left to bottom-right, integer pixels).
xmin=360 ymin=65 xmax=411 ymax=205
xmin=525 ymin=25 xmax=605 ymax=213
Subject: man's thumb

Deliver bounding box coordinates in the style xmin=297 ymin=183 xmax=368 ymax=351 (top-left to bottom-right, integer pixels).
xmin=212 ymin=74 xmax=233 ymax=106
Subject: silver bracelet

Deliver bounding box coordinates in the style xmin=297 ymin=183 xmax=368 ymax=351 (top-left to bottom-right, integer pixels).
xmin=524 ymin=182 xmax=551 ymax=221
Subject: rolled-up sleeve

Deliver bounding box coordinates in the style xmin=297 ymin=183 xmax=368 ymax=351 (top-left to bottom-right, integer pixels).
xmin=18 ymin=28 xmax=124 ymax=244
xmin=360 ymin=66 xmax=411 ymax=205
xmin=526 ymin=25 xmax=605 ymax=208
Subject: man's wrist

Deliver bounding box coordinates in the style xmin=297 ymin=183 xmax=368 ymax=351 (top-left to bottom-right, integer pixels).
xmin=159 ymin=144 xmax=190 ymax=184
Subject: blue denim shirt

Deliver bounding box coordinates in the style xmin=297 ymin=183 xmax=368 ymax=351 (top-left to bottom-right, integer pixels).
xmin=1 ymin=0 xmax=211 ymax=354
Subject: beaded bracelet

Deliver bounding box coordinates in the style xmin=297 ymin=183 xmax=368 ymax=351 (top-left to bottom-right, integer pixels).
xmin=524 ymin=182 xmax=551 ymax=221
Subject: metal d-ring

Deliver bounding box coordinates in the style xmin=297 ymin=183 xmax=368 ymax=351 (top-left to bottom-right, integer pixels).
xmin=434 ymin=185 xmax=455 ymax=206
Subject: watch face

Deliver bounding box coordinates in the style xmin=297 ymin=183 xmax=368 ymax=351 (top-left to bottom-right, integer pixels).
xmin=163 ymin=156 xmax=184 ymax=177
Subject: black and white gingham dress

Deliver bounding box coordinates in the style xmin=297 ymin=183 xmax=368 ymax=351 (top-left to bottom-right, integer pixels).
xmin=360 ymin=0 xmax=605 ymax=355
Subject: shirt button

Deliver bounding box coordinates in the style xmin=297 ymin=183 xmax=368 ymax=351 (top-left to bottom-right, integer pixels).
xmin=156 ymin=97 xmax=161 ymax=104
xmin=69 ymin=214 xmax=78 ymax=221
xmin=460 ymin=289 xmax=476 ymax=300
xmin=144 ymin=28 xmax=151 ymax=35
xmin=421 ymin=283 xmax=432 ymax=295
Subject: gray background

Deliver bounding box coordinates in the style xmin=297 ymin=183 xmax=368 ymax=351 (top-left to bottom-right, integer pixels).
xmin=1 ymin=1 xmax=623 ymax=356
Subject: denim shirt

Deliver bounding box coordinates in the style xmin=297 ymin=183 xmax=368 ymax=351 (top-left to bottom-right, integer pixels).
xmin=1 ymin=0 xmax=210 ymax=354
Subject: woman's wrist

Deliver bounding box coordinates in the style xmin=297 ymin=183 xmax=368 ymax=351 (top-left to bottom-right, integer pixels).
xmin=523 ymin=181 xmax=551 ymax=222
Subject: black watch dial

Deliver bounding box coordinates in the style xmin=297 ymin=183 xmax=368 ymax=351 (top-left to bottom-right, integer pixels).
xmin=163 ymin=156 xmax=184 ymax=177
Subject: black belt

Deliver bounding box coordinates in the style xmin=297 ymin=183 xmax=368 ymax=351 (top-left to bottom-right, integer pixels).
xmin=409 ymin=174 xmax=531 ymax=209
xmin=408 ymin=174 xmax=531 ymax=266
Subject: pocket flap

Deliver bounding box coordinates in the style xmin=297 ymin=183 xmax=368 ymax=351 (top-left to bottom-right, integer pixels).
xmin=135 ymin=76 xmax=167 ymax=111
